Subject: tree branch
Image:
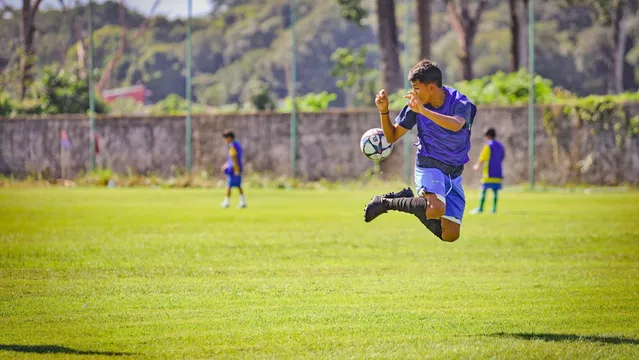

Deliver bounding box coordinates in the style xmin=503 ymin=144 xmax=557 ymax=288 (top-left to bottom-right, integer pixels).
xmin=445 ymin=0 xmax=466 ymax=44
xmin=96 ymin=0 xmax=162 ymax=93
xmin=469 ymin=0 xmax=488 ymax=33
xmin=29 ymin=0 xmax=44 ymax=18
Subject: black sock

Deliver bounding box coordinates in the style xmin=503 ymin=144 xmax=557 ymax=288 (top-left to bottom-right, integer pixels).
xmin=385 ymin=197 xmax=427 ymax=217
xmin=424 ymin=218 xmax=443 ymax=239
xmin=385 ymin=197 xmax=443 ymax=239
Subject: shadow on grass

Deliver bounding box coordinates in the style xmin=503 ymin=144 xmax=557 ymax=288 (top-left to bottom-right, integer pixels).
xmin=492 ymin=333 xmax=639 ymax=345
xmin=0 ymin=344 xmax=133 ymax=356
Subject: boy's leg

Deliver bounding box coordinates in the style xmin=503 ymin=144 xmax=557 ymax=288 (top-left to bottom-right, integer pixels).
xmin=440 ymin=175 xmax=466 ymax=242
xmin=238 ymin=186 xmax=246 ymax=208
xmin=364 ymin=167 xmax=447 ymax=239
xmin=471 ymin=186 xmax=487 ymax=214
xmin=491 ymin=187 xmax=499 ymax=213
xmin=221 ymin=185 xmax=231 ymax=208
xmin=231 ymin=175 xmax=246 ymax=208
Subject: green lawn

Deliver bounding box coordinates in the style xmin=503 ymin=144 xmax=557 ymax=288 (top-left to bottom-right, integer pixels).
xmin=1 ymin=188 xmax=638 ymax=359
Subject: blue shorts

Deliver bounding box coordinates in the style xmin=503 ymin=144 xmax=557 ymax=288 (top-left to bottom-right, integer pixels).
xmin=481 ymin=182 xmax=502 ymax=191
xmin=227 ymin=174 xmax=242 ymax=188
xmin=415 ymin=167 xmax=466 ymax=224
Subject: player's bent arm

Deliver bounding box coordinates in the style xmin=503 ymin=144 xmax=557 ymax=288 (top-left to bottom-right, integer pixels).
xmin=380 ymin=113 xmax=408 ymax=144
xmin=421 ymin=109 xmax=465 ymax=131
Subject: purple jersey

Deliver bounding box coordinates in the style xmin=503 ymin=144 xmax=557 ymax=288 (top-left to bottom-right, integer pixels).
xmin=485 ymin=139 xmax=505 ymax=180
xmin=226 ymin=140 xmax=243 ymax=174
xmin=396 ymin=86 xmax=477 ymax=170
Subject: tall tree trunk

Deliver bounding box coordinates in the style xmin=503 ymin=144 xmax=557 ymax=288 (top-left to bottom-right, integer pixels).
xmin=519 ymin=0 xmax=529 ymax=69
xmin=58 ymin=0 xmax=86 ymax=78
xmin=508 ymin=0 xmax=520 ymax=72
xmin=416 ymin=0 xmax=431 ymax=60
xmin=622 ymin=0 xmax=638 ymax=90
xmin=445 ymin=0 xmax=487 ymax=80
xmin=376 ymin=0 xmax=402 ymax=92
xmin=96 ymin=0 xmax=126 ymax=93
xmin=459 ymin=33 xmax=474 ymax=80
xmin=610 ymin=0 xmax=622 ymax=94
xmin=19 ymin=0 xmax=44 ymax=100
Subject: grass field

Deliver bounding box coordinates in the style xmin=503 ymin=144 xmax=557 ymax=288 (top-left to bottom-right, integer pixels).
xmin=1 ymin=187 xmax=638 ymax=359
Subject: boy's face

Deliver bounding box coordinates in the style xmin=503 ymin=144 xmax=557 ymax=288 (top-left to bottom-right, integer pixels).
xmin=410 ymin=80 xmax=436 ymax=104
xmin=224 ymin=136 xmax=233 ymax=144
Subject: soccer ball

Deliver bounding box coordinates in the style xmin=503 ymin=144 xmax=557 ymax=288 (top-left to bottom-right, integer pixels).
xmin=360 ymin=128 xmax=393 ymax=162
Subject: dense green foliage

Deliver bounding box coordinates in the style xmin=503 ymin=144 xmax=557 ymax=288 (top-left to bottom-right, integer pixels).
xmin=280 ymin=91 xmax=337 ymax=112
xmin=1 ymin=0 xmax=638 ymax=114
xmin=37 ymin=68 xmax=109 ymax=115
xmin=0 ymin=68 xmax=108 ymax=115
xmin=455 ymin=70 xmax=559 ymax=105
xmin=1 ymin=188 xmax=638 ymax=358
xmin=0 ymin=89 xmax=12 ymax=116
xmin=331 ymin=47 xmax=377 ymax=107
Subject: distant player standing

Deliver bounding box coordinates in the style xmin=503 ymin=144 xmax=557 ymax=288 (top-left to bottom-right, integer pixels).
xmin=364 ymin=60 xmax=476 ymax=242
xmin=221 ymin=130 xmax=247 ymax=208
xmin=471 ymin=128 xmax=505 ymax=214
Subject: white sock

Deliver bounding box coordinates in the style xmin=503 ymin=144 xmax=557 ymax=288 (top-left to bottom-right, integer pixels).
xmin=240 ymin=194 xmax=246 ymax=205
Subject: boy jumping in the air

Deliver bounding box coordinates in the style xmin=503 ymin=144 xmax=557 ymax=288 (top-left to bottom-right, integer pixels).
xmin=221 ymin=130 xmax=247 ymax=209
xmin=471 ymin=128 xmax=505 ymax=214
xmin=364 ymin=59 xmax=476 ymax=242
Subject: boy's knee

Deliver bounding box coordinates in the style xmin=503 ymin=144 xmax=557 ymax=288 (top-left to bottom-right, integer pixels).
xmin=440 ymin=219 xmax=461 ymax=242
xmin=440 ymin=231 xmax=460 ymax=242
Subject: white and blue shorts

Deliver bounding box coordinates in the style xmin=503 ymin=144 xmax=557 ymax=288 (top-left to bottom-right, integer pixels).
xmin=415 ymin=166 xmax=466 ymax=225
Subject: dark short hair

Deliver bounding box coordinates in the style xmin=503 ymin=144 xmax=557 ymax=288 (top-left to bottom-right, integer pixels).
xmin=222 ymin=130 xmax=235 ymax=139
xmin=408 ymin=59 xmax=443 ymax=87
xmin=484 ymin=128 xmax=496 ymax=138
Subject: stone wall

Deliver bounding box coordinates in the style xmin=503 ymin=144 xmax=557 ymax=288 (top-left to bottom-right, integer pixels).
xmin=1 ymin=103 xmax=638 ymax=185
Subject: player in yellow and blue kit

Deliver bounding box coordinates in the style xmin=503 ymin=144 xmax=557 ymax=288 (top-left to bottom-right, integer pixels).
xmin=221 ymin=130 xmax=247 ymax=209
xmin=471 ymin=128 xmax=505 ymax=214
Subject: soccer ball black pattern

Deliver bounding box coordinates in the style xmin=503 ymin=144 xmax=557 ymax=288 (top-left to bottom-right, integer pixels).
xmin=360 ymin=128 xmax=393 ymax=162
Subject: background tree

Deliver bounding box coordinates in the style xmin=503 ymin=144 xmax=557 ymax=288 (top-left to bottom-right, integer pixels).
xmin=337 ymin=0 xmax=368 ymax=26
xmin=331 ymin=47 xmax=377 ymax=107
xmin=19 ymin=0 xmax=45 ymax=100
xmin=337 ymin=0 xmax=401 ymax=92
xmin=376 ymin=0 xmax=402 ymax=92
xmin=96 ymin=0 xmax=162 ymax=94
xmin=38 ymin=67 xmax=108 ymax=114
xmin=444 ymin=0 xmax=488 ymax=80
xmin=563 ymin=0 xmax=638 ymax=93
xmin=508 ymin=0 xmax=520 ymax=71
xmin=416 ymin=0 xmax=432 ymax=60
xmin=2 ymin=0 xmax=638 ymax=113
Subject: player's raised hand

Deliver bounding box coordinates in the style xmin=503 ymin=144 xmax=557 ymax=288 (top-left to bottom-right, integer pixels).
xmin=403 ymin=91 xmax=421 ymax=114
xmin=375 ymin=89 xmax=389 ymax=112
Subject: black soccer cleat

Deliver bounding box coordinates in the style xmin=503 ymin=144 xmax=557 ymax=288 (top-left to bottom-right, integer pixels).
xmin=364 ymin=188 xmax=414 ymax=223
xmin=364 ymin=196 xmax=388 ymax=222
xmin=381 ymin=187 xmax=415 ymax=199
